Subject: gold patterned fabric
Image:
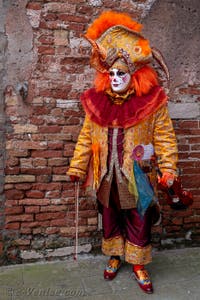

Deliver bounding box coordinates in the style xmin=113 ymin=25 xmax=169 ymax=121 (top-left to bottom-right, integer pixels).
xmin=102 ymin=235 xmax=152 ymax=265
xmin=125 ymin=240 xmax=152 ymax=265
xmin=67 ymin=104 xmax=178 ymax=208
xmin=102 ymin=235 xmax=124 ymax=256
xmin=97 ymin=26 xmax=152 ymax=69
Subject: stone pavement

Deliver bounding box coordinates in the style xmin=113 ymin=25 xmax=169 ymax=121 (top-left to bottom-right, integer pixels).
xmin=0 ymin=247 xmax=200 ymax=300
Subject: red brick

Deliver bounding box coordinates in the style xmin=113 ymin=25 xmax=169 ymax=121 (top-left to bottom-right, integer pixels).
xmin=33 ymin=158 xmax=47 ymax=167
xmin=182 ymin=167 xmax=200 ymax=175
xmin=39 ymin=126 xmax=61 ymax=133
xmin=35 ymin=212 xmax=65 ymax=221
xmin=25 ymin=206 xmax=40 ymax=213
xmin=6 ymin=214 xmax=33 ymax=223
xmin=6 ymin=157 xmax=19 ymax=167
xmin=15 ymin=183 xmax=32 ymax=190
xmin=21 ymin=228 xmax=32 ymax=234
xmin=5 ymin=167 xmax=20 ymax=175
xmin=33 ymin=106 xmax=50 ymax=115
xmin=165 ymin=226 xmax=181 ymax=233
xmin=39 ymin=20 xmax=60 ymax=30
xmin=42 ymin=13 xmax=57 ymax=22
xmin=25 ymin=190 xmax=45 ymax=198
xmin=9 ymin=141 xmax=47 ymax=150
xmin=5 ymin=200 xmax=18 ymax=206
xmin=31 ymin=150 xmax=63 ymax=158
xmin=38 ymin=35 xmax=54 ymax=45
xmin=21 ymin=222 xmax=39 ymax=228
xmin=45 ymin=227 xmax=60 ymax=234
xmin=171 ymin=217 xmax=183 ymax=225
xmin=36 ymin=175 xmax=52 ymax=183
xmin=63 ymin=109 xmax=83 ymax=118
xmin=37 ymin=221 xmax=50 ymax=227
xmin=43 ymin=3 xmax=76 ymax=13
xmin=45 ymin=190 xmax=61 ymax=198
xmin=32 ymin=183 xmax=62 ymax=191
xmin=62 ymin=125 xmax=81 ymax=136
xmin=79 ymin=211 xmax=97 ymax=218
xmin=179 ymin=87 xmax=200 ymax=95
xmin=191 ymin=201 xmax=200 ymax=209
xmin=68 ymin=23 xmax=85 ymax=33
xmin=61 ymin=191 xmax=78 ymax=199
xmin=182 ymin=175 xmax=200 ymax=188
xmin=4 ymin=222 xmax=20 ymax=230
xmin=186 ymin=136 xmax=200 ymax=144
xmin=48 ymin=158 xmax=68 ymax=167
xmin=178 ymin=145 xmax=190 ymax=152
xmin=63 ymin=143 xmax=76 ymax=156
xmin=58 ymin=14 xmax=88 ymax=24
xmin=184 ymin=216 xmax=200 ymax=223
xmin=76 ymin=5 xmax=93 ymax=15
xmin=21 ymin=167 xmax=52 ymax=175
xmin=38 ymin=46 xmax=55 ymax=55
xmin=0 ymin=242 xmax=4 ymax=255
xmin=178 ymin=120 xmax=199 ymax=128
xmin=50 ymin=218 xmax=67 ymax=227
xmin=48 ymin=142 xmax=63 ymax=150
xmin=189 ymin=152 xmax=200 ymax=159
xmin=40 ymin=205 xmax=66 ymax=212
xmin=52 ymin=166 xmax=67 ymax=175
xmin=26 ymin=2 xmax=41 ymax=10
xmin=19 ymin=198 xmax=50 ymax=206
xmin=5 ymin=206 xmax=24 ymax=215
xmin=41 ymin=133 xmax=72 ymax=142
xmin=30 ymin=117 xmax=45 ymax=125
xmin=65 ymin=116 xmax=80 ymax=125
xmin=191 ymin=145 xmax=200 ymax=151
xmin=178 ymin=153 xmax=189 ymax=160
xmin=5 ymin=189 xmax=24 ymax=200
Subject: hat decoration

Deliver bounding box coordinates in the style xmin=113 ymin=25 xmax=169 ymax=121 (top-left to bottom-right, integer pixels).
xmin=84 ymin=11 xmax=170 ymax=84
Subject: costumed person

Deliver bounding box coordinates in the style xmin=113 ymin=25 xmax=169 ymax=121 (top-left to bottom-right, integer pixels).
xmin=67 ymin=11 xmax=179 ymax=294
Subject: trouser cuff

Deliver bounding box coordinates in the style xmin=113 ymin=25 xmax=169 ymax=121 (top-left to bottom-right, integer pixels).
xmin=125 ymin=240 xmax=152 ymax=265
xmin=102 ymin=235 xmax=124 ymax=256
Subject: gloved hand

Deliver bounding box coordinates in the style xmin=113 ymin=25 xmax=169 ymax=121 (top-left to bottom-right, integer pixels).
xmin=70 ymin=175 xmax=80 ymax=182
xmin=158 ymin=172 xmax=175 ymax=188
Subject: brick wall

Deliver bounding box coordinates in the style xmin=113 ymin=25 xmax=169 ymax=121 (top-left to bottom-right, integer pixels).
xmin=1 ymin=0 xmax=200 ymax=263
xmin=0 ymin=0 xmax=7 ymax=260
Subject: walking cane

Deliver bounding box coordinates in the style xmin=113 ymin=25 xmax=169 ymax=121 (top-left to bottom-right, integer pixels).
xmin=74 ymin=181 xmax=79 ymax=260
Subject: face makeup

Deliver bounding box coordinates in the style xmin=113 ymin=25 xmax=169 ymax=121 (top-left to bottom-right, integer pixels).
xmin=109 ymin=68 xmax=131 ymax=93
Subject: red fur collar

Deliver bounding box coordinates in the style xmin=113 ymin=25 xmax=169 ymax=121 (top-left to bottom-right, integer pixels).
xmin=81 ymin=86 xmax=167 ymax=128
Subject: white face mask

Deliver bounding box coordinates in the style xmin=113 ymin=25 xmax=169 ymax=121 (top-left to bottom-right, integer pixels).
xmin=109 ymin=68 xmax=131 ymax=93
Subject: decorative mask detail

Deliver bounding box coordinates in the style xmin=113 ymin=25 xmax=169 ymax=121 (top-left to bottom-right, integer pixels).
xmin=109 ymin=68 xmax=131 ymax=93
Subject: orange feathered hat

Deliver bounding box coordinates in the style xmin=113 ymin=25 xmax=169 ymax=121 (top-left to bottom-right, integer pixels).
xmin=84 ymin=11 xmax=169 ymax=81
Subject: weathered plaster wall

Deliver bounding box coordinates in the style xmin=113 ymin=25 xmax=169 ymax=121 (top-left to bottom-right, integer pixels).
xmin=143 ymin=0 xmax=200 ymax=116
xmin=0 ymin=0 xmax=199 ymax=264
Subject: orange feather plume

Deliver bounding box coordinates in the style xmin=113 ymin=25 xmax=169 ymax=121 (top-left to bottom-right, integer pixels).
xmin=94 ymin=71 xmax=110 ymax=92
xmin=131 ymin=66 xmax=158 ymax=96
xmin=86 ymin=11 xmax=142 ymax=40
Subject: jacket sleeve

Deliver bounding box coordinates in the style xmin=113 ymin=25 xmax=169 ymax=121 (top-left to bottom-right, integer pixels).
xmin=153 ymin=105 xmax=178 ymax=175
xmin=67 ymin=116 xmax=92 ymax=179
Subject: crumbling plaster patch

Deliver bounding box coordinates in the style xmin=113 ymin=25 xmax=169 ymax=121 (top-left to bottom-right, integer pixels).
xmin=143 ymin=0 xmax=200 ymax=93
xmin=5 ymin=0 xmax=37 ymax=89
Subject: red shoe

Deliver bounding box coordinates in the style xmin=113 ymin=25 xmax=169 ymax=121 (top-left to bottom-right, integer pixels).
xmin=133 ymin=267 xmax=153 ymax=294
xmin=104 ymin=257 xmax=121 ymax=280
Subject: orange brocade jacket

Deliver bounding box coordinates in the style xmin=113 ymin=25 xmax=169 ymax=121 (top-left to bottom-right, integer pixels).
xmin=67 ymin=86 xmax=178 ymax=194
